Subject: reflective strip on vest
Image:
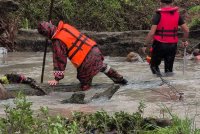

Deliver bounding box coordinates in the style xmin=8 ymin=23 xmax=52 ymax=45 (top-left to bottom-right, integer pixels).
xmin=67 ymin=33 xmax=83 ymax=54
xmin=69 ymin=36 xmax=89 ymax=60
xmin=155 ymin=28 xmax=178 ymax=38
xmin=61 ymin=28 xmax=92 ymax=47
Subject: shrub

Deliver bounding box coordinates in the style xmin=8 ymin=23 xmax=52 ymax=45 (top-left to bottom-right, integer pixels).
xmin=188 ymin=5 xmax=200 ymax=30
xmin=0 ymin=93 xmax=199 ymax=133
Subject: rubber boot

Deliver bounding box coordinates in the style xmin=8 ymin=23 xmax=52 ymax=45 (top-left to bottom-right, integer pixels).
xmin=150 ymin=66 xmax=162 ymax=77
xmin=104 ymin=67 xmax=128 ymax=85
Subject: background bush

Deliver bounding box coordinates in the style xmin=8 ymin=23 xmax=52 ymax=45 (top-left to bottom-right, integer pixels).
xmin=188 ymin=5 xmax=200 ymax=30
xmin=14 ymin=0 xmax=200 ymax=31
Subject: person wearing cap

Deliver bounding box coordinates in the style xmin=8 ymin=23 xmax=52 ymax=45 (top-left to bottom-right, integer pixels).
xmin=144 ymin=0 xmax=189 ymax=76
xmin=37 ymin=21 xmax=128 ymax=91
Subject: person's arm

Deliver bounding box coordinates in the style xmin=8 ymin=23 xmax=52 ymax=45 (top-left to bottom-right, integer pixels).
xmin=142 ymin=13 xmax=159 ymax=55
xmin=48 ymin=40 xmax=67 ymax=86
xmin=145 ymin=12 xmax=160 ymax=46
xmin=143 ymin=25 xmax=157 ymax=55
xmin=180 ymin=23 xmax=189 ymax=47
xmin=178 ymin=15 xmax=189 ymax=47
xmin=145 ymin=25 xmax=157 ymax=46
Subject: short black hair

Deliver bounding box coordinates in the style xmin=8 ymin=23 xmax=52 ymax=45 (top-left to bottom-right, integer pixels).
xmin=161 ymin=0 xmax=173 ymax=4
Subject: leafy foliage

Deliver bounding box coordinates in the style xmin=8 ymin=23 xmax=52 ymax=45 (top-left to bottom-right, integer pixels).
xmin=0 ymin=94 xmax=199 ymax=133
xmin=188 ymin=5 xmax=200 ymax=30
xmin=0 ymin=93 xmax=70 ymax=134
xmin=12 ymin=0 xmax=200 ymax=31
xmin=15 ymin=0 xmax=50 ymax=29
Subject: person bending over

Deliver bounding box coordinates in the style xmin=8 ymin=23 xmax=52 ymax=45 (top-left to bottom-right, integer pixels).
xmin=37 ymin=21 xmax=128 ymax=90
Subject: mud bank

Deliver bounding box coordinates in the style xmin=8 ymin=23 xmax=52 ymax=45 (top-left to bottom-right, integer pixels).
xmin=15 ymin=29 xmax=200 ymax=56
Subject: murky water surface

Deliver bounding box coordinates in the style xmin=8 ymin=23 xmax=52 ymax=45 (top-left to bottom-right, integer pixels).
xmin=0 ymin=52 xmax=200 ymax=127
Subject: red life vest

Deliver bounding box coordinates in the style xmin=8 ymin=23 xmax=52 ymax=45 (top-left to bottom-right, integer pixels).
xmin=154 ymin=7 xmax=179 ymax=43
xmin=52 ymin=21 xmax=96 ymax=68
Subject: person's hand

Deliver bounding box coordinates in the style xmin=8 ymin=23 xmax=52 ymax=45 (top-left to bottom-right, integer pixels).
xmin=141 ymin=47 xmax=147 ymax=55
xmin=48 ymin=80 xmax=59 ymax=86
xmin=145 ymin=45 xmax=152 ymax=56
xmin=181 ymin=40 xmax=189 ymax=47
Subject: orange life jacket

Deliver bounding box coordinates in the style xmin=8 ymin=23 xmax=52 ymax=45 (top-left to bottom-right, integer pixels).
xmin=52 ymin=21 xmax=96 ymax=68
xmin=154 ymin=7 xmax=179 ymax=43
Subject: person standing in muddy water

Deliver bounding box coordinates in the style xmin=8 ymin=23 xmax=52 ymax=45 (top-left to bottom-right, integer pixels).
xmin=144 ymin=0 xmax=189 ymax=76
xmin=37 ymin=21 xmax=128 ymax=91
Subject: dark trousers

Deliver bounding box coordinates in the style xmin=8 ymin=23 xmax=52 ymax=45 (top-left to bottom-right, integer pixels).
xmin=150 ymin=40 xmax=177 ymax=74
xmin=77 ymin=46 xmax=124 ymax=87
xmin=79 ymin=63 xmax=124 ymax=87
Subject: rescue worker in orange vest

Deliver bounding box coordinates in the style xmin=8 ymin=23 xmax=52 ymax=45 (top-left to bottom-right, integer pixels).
xmin=37 ymin=21 xmax=128 ymax=91
xmin=144 ymin=0 xmax=189 ymax=76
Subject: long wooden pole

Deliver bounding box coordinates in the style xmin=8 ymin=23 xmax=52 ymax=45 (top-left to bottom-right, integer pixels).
xmin=41 ymin=0 xmax=54 ymax=83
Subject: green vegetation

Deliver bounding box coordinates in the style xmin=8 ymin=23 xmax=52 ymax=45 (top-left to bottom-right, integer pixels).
xmin=188 ymin=5 xmax=200 ymax=30
xmin=14 ymin=0 xmax=199 ymax=31
xmin=0 ymin=93 xmax=199 ymax=134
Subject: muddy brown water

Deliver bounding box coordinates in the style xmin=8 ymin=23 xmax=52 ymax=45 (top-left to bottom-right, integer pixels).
xmin=0 ymin=52 xmax=200 ymax=127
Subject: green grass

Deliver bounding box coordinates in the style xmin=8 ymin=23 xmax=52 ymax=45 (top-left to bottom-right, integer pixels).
xmin=0 ymin=93 xmax=199 ymax=134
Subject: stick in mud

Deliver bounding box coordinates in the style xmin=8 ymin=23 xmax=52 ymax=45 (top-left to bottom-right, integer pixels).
xmin=152 ymin=68 xmax=184 ymax=101
xmin=183 ymin=47 xmax=186 ymax=75
xmin=159 ymin=75 xmax=184 ymax=101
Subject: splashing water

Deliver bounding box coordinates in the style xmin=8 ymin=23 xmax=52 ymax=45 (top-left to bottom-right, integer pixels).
xmin=1 ymin=52 xmax=200 ymax=127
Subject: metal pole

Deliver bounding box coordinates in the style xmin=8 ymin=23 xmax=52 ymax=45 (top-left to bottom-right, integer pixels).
xmin=183 ymin=47 xmax=186 ymax=75
xmin=41 ymin=0 xmax=54 ymax=83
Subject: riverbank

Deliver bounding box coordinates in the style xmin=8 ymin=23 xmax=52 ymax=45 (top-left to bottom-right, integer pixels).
xmin=15 ymin=29 xmax=200 ymax=57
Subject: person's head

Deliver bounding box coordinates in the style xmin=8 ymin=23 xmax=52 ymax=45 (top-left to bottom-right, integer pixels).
xmin=160 ymin=0 xmax=173 ymax=5
xmin=37 ymin=21 xmax=56 ymax=39
xmin=193 ymin=49 xmax=200 ymax=56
